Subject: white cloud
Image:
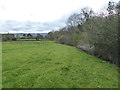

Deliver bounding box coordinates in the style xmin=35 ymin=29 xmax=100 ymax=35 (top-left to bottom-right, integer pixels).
xmin=0 ymin=0 xmax=119 ymax=33
xmin=0 ymin=0 xmax=119 ymax=22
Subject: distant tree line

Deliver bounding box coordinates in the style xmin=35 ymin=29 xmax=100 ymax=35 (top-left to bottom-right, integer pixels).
xmin=36 ymin=34 xmax=44 ymax=41
xmin=1 ymin=34 xmax=17 ymax=41
xmin=21 ymin=33 xmax=33 ymax=39
xmin=21 ymin=33 xmax=44 ymax=40
xmin=46 ymin=1 xmax=120 ymax=66
xmin=2 ymin=33 xmax=45 ymax=41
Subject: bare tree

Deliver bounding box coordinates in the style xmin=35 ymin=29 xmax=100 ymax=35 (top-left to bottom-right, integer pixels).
xmin=81 ymin=7 xmax=94 ymax=21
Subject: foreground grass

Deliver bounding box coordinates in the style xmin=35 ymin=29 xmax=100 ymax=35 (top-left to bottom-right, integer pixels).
xmin=2 ymin=41 xmax=118 ymax=88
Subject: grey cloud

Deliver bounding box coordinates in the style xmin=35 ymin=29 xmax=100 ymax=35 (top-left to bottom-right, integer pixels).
xmin=0 ymin=13 xmax=70 ymax=33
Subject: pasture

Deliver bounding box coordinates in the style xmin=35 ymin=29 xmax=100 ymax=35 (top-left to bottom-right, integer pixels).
xmin=2 ymin=41 xmax=118 ymax=88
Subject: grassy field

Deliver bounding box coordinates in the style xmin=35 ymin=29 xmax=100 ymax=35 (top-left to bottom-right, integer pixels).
xmin=17 ymin=39 xmax=36 ymax=40
xmin=2 ymin=41 xmax=118 ymax=88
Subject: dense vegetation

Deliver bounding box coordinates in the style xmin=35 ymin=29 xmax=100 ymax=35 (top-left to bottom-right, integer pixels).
xmin=1 ymin=34 xmax=17 ymax=41
xmin=46 ymin=1 xmax=119 ymax=66
xmin=2 ymin=41 xmax=118 ymax=88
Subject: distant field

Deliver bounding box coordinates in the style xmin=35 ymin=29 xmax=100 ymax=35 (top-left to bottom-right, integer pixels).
xmin=17 ymin=39 xmax=45 ymax=41
xmin=2 ymin=41 xmax=118 ymax=88
xmin=17 ymin=39 xmax=36 ymax=41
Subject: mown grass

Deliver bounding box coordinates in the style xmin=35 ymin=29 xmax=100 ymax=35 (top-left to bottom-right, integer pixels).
xmin=17 ymin=39 xmax=36 ymax=40
xmin=2 ymin=41 xmax=118 ymax=88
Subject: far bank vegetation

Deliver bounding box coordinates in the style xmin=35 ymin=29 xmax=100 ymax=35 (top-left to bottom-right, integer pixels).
xmin=46 ymin=1 xmax=119 ymax=66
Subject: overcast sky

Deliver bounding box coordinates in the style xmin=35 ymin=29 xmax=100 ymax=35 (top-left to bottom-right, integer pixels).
xmin=0 ymin=0 xmax=119 ymax=33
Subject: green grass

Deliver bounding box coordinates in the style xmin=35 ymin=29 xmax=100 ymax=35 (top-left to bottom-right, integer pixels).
xmin=17 ymin=39 xmax=36 ymax=40
xmin=2 ymin=41 xmax=118 ymax=88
